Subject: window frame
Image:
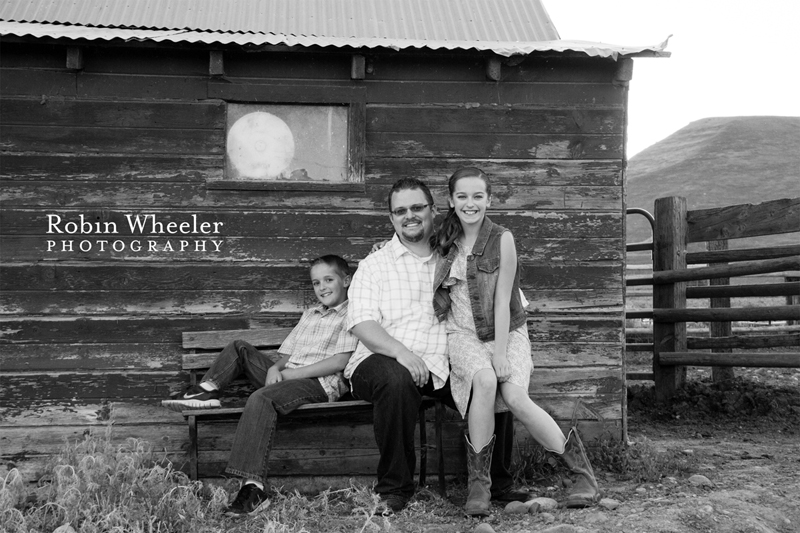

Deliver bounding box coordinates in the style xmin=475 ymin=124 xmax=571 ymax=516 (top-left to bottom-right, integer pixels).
xmin=207 ymin=82 xmax=366 ymax=192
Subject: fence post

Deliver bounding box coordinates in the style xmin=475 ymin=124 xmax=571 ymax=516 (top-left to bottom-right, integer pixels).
xmin=653 ymin=196 xmax=687 ymax=401
xmin=709 ymin=239 xmax=735 ymax=384
xmin=787 ymin=274 xmax=800 ymax=326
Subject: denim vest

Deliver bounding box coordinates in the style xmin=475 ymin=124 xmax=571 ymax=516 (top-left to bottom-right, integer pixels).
xmin=433 ymin=216 xmax=527 ymax=342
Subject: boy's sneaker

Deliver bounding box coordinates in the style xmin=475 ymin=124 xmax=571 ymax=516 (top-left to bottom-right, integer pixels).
xmin=225 ymin=483 xmax=270 ymax=516
xmin=161 ymin=384 xmax=221 ymax=412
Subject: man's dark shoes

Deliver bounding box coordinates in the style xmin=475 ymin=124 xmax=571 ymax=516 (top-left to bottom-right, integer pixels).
xmin=491 ymin=487 xmax=534 ymax=503
xmin=378 ymin=493 xmax=409 ymax=513
xmin=225 ymin=483 xmax=270 ymax=516
xmin=161 ymin=384 xmax=221 ymax=412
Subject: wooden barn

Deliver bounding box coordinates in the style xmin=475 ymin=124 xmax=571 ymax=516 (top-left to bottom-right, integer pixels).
xmin=0 ymin=0 xmax=668 ymax=484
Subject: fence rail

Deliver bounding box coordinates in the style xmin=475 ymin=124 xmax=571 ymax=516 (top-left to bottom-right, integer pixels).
xmin=624 ymin=198 xmax=800 ymax=400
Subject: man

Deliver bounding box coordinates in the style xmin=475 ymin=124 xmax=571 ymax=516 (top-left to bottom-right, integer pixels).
xmin=344 ymin=177 xmax=531 ymax=512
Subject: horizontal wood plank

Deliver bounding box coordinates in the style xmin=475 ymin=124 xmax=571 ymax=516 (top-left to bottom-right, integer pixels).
xmin=0 ymin=68 xmax=77 ymax=97
xmin=367 ymin=106 xmax=622 ymax=135
xmin=181 ymin=350 xmax=280 ymax=371
xmin=0 ymin=315 xmax=264 ymax=344
xmin=0 ymin=182 xmax=620 ymax=210
xmin=1 ymin=209 xmax=621 ymax=238
xmin=528 ymin=316 xmax=623 ymax=344
xmin=1 ymin=125 xmax=224 ymax=154
xmin=687 ymin=244 xmax=800 ymax=264
xmin=686 ymin=282 xmax=800 ymax=299
xmin=1 ymin=340 xmax=622 ymax=373
xmin=80 ymin=46 xmax=214 ymax=76
xmin=77 ymin=73 xmax=208 ymax=100
xmin=0 ymin=278 xmax=621 ymax=317
xmin=687 ymin=333 xmax=800 ymax=350
xmin=366 ymin=158 xmax=623 ymax=187
xmin=182 ymin=328 xmax=294 ymax=350
xmin=653 ymin=257 xmax=800 ymax=284
xmin=209 ymin=79 xmax=625 ymax=107
xmin=0 ymin=154 xmax=222 ymax=181
xmin=659 ymin=352 xmax=800 ymax=367
xmin=0 ymin=314 xmax=620 ymax=346
xmin=686 ymin=198 xmax=800 ymax=242
xmin=0 ymin=43 xmax=65 ymax=68
xmin=0 ymin=249 xmax=621 ymax=290
xmin=223 ymin=51 xmax=351 ymax=79
xmin=0 ymin=343 xmax=183 ymax=372
xmin=368 ymin=132 xmax=621 ymax=159
xmin=2 ymin=246 xmax=624 ymax=270
xmin=361 ymin=54 xmax=617 ymax=83
xmin=532 ymin=343 xmax=622 ymax=366
xmin=653 ymin=305 xmax=800 ymax=323
xmin=0 ymin=98 xmax=225 ymax=128
xmin=0 ymin=263 xmax=312 ymax=291
xmin=0 ymin=372 xmax=180 ymax=405
xmin=0 ymin=290 xmax=319 ymax=315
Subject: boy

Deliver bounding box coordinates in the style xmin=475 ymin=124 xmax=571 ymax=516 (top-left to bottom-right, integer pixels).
xmin=162 ymin=255 xmax=357 ymax=516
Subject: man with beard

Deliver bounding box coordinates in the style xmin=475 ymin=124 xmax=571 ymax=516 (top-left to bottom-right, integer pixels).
xmin=344 ymin=177 xmax=531 ymax=512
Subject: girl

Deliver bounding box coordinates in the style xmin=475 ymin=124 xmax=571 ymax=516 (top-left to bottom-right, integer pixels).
xmin=432 ymin=167 xmax=601 ymax=516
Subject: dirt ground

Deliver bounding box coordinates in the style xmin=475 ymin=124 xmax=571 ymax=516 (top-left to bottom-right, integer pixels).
xmin=385 ymin=366 xmax=800 ymax=533
xmin=602 ymin=366 xmax=800 ymax=533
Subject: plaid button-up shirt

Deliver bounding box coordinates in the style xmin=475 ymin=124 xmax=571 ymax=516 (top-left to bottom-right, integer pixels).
xmin=279 ymin=300 xmax=359 ymax=401
xmin=345 ymin=234 xmax=449 ymax=389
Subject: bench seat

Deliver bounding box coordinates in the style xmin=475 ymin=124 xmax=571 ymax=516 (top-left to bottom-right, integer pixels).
xmin=178 ymin=328 xmax=447 ymax=494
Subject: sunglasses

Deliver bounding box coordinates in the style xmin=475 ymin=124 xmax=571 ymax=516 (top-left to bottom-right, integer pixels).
xmin=390 ymin=203 xmax=432 ymax=217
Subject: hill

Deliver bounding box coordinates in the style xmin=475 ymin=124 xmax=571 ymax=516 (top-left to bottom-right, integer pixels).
xmin=625 ymin=116 xmax=800 ymax=248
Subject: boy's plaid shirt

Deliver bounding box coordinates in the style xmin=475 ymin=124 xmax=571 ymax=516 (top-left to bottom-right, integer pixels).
xmin=279 ymin=300 xmax=358 ymax=401
xmin=344 ymin=234 xmax=449 ymax=389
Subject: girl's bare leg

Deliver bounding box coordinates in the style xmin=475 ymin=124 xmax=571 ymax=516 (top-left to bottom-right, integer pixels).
xmin=467 ymin=368 xmax=498 ymax=448
xmin=464 ymin=368 xmax=498 ymax=517
xmin=499 ymin=381 xmax=601 ymax=507
xmin=498 ymin=382 xmax=565 ymax=453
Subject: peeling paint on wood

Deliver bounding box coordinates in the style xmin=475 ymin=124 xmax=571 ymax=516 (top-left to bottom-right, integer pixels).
xmin=0 ymin=44 xmax=629 ymax=480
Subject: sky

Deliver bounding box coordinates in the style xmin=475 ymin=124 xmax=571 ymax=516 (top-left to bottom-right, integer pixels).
xmin=543 ymin=0 xmax=800 ymax=157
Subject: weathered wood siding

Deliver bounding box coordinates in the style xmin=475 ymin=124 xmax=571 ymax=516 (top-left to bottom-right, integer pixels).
xmin=0 ymin=41 xmax=626 ymax=481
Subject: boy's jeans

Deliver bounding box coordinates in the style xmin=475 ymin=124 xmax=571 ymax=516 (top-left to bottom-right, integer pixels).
xmin=202 ymin=340 xmax=328 ymax=484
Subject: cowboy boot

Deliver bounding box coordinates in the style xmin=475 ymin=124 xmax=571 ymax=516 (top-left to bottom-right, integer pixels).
xmin=557 ymin=427 xmax=601 ymax=508
xmin=464 ymin=434 xmax=495 ymax=517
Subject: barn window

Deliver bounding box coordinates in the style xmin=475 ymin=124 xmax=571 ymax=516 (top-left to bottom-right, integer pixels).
xmin=208 ymin=90 xmax=365 ymax=192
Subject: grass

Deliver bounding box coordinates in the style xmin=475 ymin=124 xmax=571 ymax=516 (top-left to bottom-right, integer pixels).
xmin=0 ymin=428 xmax=442 ymax=533
xmin=1 ymin=425 xmax=701 ymax=533
xmin=1 ymin=427 xmax=229 ymax=533
xmin=513 ymin=432 xmax=697 ymax=490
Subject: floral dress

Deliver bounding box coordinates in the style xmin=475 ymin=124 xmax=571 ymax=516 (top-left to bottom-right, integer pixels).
xmin=444 ymin=242 xmax=533 ymax=418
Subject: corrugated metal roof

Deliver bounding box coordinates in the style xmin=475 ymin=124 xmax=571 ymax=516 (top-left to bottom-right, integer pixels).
xmin=0 ymin=0 xmax=560 ymax=39
xmin=0 ymin=0 xmax=670 ymax=58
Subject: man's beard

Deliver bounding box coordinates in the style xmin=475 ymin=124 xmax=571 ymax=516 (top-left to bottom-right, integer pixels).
xmin=400 ymin=218 xmax=426 ymax=243
xmin=403 ymin=231 xmax=425 ymax=243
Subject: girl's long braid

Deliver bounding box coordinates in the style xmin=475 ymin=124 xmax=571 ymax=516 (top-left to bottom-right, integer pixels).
xmin=436 ymin=207 xmax=463 ymax=257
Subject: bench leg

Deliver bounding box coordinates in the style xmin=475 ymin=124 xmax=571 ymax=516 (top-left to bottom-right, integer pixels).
xmin=435 ymin=400 xmax=446 ymax=497
xmin=418 ymin=403 xmax=427 ymax=488
xmin=188 ymin=414 xmax=198 ymax=481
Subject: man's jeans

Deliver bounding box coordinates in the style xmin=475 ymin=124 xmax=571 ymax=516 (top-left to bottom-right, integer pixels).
xmin=349 ymin=353 xmax=518 ymax=498
xmin=202 ymin=340 xmax=328 ymax=484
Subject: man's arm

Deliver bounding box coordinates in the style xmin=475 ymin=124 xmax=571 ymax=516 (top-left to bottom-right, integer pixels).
xmin=351 ymin=321 xmax=430 ymax=387
xmin=280 ymin=352 xmax=352 ymax=381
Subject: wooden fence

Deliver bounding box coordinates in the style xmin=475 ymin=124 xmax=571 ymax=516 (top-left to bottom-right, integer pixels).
xmin=624 ymin=197 xmax=800 ymax=401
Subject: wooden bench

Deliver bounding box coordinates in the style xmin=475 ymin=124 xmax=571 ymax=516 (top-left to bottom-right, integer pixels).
xmin=179 ymin=328 xmax=447 ymax=494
